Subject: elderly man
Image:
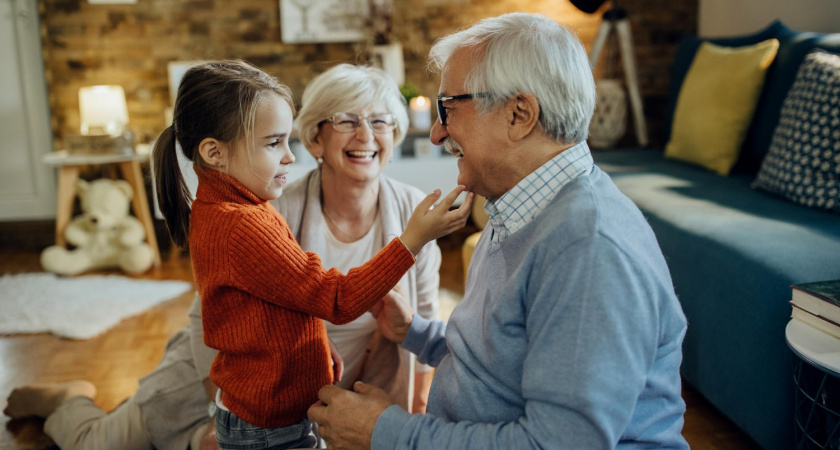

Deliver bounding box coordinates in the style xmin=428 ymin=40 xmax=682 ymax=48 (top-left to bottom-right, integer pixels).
xmin=308 ymin=12 xmax=688 ymax=450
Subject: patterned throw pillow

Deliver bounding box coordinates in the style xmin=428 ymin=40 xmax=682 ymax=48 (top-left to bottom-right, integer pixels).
xmin=753 ymin=49 xmax=840 ymax=213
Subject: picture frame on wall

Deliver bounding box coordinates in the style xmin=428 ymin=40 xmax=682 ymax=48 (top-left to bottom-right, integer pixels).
xmin=164 ymin=60 xmax=203 ymax=125
xmin=369 ymin=43 xmax=405 ymax=85
xmin=280 ymin=0 xmax=369 ymax=43
xmin=167 ymin=61 xmax=202 ymax=106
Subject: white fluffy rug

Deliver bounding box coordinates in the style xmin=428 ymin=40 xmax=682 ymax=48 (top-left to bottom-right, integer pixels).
xmin=0 ymin=273 xmax=193 ymax=339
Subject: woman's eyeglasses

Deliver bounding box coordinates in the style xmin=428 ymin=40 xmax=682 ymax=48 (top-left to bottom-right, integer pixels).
xmin=325 ymin=113 xmax=396 ymax=134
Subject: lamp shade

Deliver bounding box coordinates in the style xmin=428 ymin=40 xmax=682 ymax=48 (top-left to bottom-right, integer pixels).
xmin=569 ymin=0 xmax=609 ymax=14
xmin=79 ymin=85 xmax=129 ymax=136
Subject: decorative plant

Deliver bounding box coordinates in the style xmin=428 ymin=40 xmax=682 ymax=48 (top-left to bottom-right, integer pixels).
xmin=400 ymin=82 xmax=420 ymax=105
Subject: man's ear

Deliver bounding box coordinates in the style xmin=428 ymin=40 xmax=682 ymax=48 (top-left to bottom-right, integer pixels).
xmin=197 ymin=138 xmax=227 ymax=167
xmin=506 ymin=93 xmax=540 ymax=141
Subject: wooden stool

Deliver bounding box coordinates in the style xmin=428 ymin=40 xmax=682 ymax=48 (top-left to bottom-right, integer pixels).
xmin=42 ymin=151 xmax=162 ymax=267
xmin=589 ymin=7 xmax=649 ymax=147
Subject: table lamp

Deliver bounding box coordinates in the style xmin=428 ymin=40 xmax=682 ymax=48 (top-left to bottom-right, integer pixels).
xmin=67 ymin=85 xmax=133 ymax=155
xmin=79 ymin=85 xmax=129 ymax=136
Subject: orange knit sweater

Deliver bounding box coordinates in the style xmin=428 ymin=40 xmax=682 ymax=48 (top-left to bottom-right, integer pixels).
xmin=190 ymin=168 xmax=415 ymax=428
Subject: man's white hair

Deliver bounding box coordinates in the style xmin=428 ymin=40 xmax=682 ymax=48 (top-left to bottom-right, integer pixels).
xmin=296 ymin=64 xmax=409 ymax=150
xmin=429 ymin=13 xmax=596 ymax=144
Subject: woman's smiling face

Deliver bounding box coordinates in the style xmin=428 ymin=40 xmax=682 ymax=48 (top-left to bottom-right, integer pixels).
xmin=312 ymin=104 xmax=396 ymax=185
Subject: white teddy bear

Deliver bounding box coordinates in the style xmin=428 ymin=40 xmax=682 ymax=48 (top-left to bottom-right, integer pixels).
xmin=41 ymin=178 xmax=155 ymax=275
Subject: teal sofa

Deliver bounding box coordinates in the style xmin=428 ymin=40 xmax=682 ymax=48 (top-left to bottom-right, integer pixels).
xmin=593 ymin=22 xmax=840 ymax=449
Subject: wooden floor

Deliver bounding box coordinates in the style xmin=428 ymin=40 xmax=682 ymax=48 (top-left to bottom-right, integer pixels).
xmin=0 ymin=228 xmax=761 ymax=449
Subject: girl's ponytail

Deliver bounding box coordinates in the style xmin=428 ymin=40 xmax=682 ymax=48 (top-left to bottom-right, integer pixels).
xmin=152 ymin=125 xmax=191 ymax=249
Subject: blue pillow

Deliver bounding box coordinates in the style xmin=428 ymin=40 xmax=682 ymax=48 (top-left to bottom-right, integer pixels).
xmin=752 ymin=49 xmax=840 ymax=213
xmin=665 ymin=21 xmax=786 ymax=145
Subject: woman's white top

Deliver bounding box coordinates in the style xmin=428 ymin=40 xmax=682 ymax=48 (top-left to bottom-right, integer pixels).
xmin=311 ymin=212 xmax=382 ymax=389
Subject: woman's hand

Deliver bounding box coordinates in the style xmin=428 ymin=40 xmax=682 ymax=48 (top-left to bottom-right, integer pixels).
xmin=399 ymin=186 xmax=474 ymax=256
xmin=198 ymin=420 xmax=220 ymax=450
xmin=412 ymin=371 xmax=434 ymax=414
xmin=370 ymin=288 xmax=413 ymax=344
xmin=329 ymin=337 xmax=344 ymax=383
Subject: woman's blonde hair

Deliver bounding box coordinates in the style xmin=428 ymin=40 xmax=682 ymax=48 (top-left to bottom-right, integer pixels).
xmin=296 ymin=64 xmax=408 ymax=150
xmin=152 ymin=59 xmax=294 ymax=248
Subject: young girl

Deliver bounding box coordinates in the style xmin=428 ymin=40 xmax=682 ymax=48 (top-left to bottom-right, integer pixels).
xmin=152 ymin=60 xmax=472 ymax=449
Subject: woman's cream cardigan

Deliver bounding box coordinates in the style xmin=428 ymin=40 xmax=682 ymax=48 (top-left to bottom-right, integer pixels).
xmin=273 ymin=169 xmax=441 ymax=410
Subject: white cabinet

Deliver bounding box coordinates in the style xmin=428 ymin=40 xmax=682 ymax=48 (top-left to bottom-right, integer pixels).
xmin=0 ymin=0 xmax=55 ymax=220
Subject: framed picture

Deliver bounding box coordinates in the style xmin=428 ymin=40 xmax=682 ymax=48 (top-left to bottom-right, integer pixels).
xmin=368 ymin=43 xmax=404 ymax=85
xmin=280 ymin=0 xmax=368 ymax=43
xmin=167 ymin=60 xmax=202 ymax=106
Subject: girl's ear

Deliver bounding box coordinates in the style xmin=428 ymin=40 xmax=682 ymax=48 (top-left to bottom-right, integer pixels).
xmin=198 ymin=138 xmax=228 ymax=167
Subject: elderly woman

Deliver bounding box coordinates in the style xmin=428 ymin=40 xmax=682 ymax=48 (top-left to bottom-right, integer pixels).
xmin=274 ymin=63 xmax=440 ymax=414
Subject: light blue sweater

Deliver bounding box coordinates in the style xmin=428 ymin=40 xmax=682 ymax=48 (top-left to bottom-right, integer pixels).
xmin=372 ymin=166 xmax=689 ymax=449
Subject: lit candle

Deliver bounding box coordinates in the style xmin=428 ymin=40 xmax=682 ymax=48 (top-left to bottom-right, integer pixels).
xmin=409 ymin=95 xmax=431 ymax=131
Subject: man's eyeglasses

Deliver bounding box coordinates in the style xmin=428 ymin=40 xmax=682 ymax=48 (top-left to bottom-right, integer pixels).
xmin=325 ymin=113 xmax=396 ymax=134
xmin=436 ymin=92 xmax=490 ymax=126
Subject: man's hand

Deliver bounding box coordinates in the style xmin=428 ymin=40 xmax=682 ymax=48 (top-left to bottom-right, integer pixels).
xmin=370 ymin=288 xmax=413 ymax=344
xmin=308 ymin=382 xmax=394 ymax=450
xmin=198 ymin=420 xmax=220 ymax=450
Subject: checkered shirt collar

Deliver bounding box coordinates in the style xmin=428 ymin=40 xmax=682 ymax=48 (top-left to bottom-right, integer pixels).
xmin=484 ymin=141 xmax=593 ymax=244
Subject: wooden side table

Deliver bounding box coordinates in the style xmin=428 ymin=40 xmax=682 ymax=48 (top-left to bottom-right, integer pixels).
xmin=42 ymin=151 xmax=162 ymax=267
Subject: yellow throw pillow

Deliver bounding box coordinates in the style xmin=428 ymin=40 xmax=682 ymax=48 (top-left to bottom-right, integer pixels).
xmin=665 ymin=39 xmax=779 ymax=175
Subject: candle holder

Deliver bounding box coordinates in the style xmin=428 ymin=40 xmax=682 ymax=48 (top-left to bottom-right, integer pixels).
xmin=409 ymin=95 xmax=431 ymax=131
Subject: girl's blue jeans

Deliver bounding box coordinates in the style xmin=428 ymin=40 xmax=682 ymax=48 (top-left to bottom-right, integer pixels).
xmin=215 ymin=409 xmax=317 ymax=450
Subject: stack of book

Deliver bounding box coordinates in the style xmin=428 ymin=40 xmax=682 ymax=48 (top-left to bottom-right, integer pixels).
xmin=790 ymin=279 xmax=840 ymax=339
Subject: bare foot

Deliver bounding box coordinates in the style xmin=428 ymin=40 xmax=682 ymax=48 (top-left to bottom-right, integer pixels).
xmin=3 ymin=380 xmax=96 ymax=419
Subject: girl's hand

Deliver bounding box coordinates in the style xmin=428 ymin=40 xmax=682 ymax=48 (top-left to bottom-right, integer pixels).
xmin=400 ymin=186 xmax=474 ymax=255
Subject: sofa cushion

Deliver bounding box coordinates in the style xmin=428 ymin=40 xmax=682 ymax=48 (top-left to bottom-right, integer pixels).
xmin=666 ymin=21 xmax=786 ymax=144
xmin=665 ymin=40 xmax=778 ymax=175
xmin=735 ymin=27 xmax=840 ymax=174
xmin=753 ymin=49 xmax=840 ymax=213
xmin=593 ymin=148 xmax=840 ymax=449
xmin=666 ymin=22 xmax=840 ymax=175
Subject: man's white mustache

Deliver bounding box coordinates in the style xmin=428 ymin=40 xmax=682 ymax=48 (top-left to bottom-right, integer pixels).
xmin=444 ymin=139 xmax=463 ymax=156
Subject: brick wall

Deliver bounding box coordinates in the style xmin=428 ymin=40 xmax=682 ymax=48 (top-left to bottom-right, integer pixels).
xmin=39 ymin=0 xmax=696 ymax=148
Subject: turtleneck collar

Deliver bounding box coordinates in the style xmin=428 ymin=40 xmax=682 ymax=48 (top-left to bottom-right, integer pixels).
xmin=194 ymin=166 xmax=268 ymax=207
